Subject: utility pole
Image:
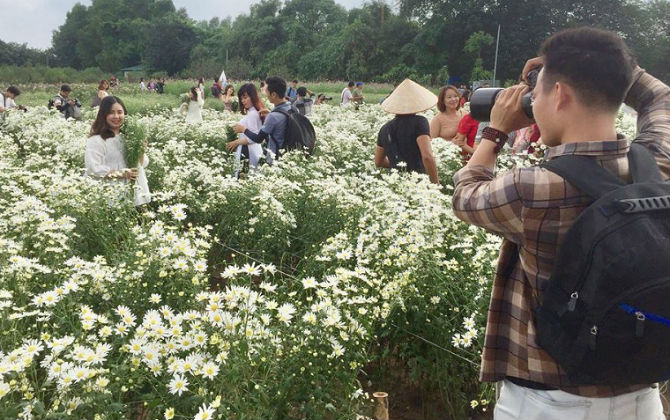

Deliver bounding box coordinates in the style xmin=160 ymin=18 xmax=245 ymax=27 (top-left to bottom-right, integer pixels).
xmin=380 ymin=0 xmax=385 ymax=26
xmin=492 ymin=24 xmax=500 ymax=87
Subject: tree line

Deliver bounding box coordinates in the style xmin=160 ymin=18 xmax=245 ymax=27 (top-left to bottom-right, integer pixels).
xmin=2 ymin=0 xmax=668 ymax=85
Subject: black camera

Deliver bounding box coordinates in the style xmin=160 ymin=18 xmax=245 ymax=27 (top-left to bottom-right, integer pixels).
xmin=470 ymin=69 xmax=539 ymax=122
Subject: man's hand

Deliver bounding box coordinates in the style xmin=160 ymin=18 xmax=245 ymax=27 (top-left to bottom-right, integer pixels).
xmin=226 ymin=140 xmax=240 ymax=151
xmin=522 ymin=56 xmax=544 ymax=83
xmin=490 ymin=84 xmax=534 ymax=134
xmin=233 ymin=124 xmax=246 ymax=134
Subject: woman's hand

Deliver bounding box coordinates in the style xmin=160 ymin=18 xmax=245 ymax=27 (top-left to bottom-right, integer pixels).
xmin=139 ymin=139 xmax=148 ymax=165
xmin=452 ymin=133 xmax=466 ymax=147
xmin=123 ymin=168 xmax=139 ymax=181
xmin=233 ymin=124 xmax=246 ymax=134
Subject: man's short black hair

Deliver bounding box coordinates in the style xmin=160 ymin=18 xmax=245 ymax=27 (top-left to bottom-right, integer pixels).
xmin=60 ymin=84 xmax=72 ymax=92
xmin=292 ymin=79 xmax=298 ymax=84
xmin=265 ymin=76 xmax=287 ymax=98
xmin=539 ymin=26 xmax=634 ymax=112
xmin=297 ymin=87 xmax=307 ymax=97
xmin=348 ymin=81 xmax=355 ymax=88
xmin=7 ymin=86 xmax=20 ymax=96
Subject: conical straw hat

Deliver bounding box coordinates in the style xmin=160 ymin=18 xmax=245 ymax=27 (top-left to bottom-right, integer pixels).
xmin=381 ymin=78 xmax=437 ymax=114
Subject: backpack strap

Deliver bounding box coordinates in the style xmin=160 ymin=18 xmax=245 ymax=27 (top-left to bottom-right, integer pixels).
xmin=271 ymin=107 xmax=291 ymax=155
xmin=628 ymin=143 xmax=665 ymax=183
xmin=541 ymin=155 xmax=625 ymax=200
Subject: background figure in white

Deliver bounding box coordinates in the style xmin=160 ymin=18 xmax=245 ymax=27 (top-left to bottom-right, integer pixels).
xmin=85 ymin=96 xmax=150 ymax=206
xmin=226 ymin=83 xmax=266 ymax=177
xmin=185 ymin=87 xmax=204 ymax=123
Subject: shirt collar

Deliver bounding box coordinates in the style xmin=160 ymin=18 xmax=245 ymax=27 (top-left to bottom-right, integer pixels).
xmin=544 ymin=135 xmax=630 ymax=161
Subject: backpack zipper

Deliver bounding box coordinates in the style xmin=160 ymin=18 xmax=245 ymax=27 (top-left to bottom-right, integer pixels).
xmin=585 ymin=277 xmax=667 ymax=351
xmin=564 ymin=214 xmax=645 ymax=312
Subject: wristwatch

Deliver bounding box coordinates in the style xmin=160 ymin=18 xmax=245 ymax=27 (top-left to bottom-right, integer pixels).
xmin=481 ymin=127 xmax=509 ymax=154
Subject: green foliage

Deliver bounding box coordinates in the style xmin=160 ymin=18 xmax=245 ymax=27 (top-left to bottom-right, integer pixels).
xmin=142 ymin=13 xmax=198 ymax=76
xmin=464 ymin=31 xmax=494 ymax=59
xmin=225 ymin=125 xmax=237 ymax=142
xmin=3 ymin=0 xmax=669 ymax=86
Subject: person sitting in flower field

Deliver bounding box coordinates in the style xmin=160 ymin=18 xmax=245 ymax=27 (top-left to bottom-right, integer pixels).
xmin=233 ymin=76 xmax=292 ymax=165
xmin=375 ymin=78 xmax=440 ymax=184
xmin=0 ymin=86 xmax=21 ymax=113
xmin=226 ymin=83 xmax=268 ymax=175
xmin=85 ymin=96 xmax=150 ymax=204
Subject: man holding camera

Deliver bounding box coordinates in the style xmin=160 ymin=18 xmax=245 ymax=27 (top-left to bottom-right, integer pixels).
xmin=51 ymin=84 xmax=82 ymax=119
xmin=0 ymin=86 xmax=22 ymax=113
xmin=452 ymin=27 xmax=669 ymax=419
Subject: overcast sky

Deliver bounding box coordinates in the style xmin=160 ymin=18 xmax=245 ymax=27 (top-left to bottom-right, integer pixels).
xmin=0 ymin=0 xmax=367 ymax=50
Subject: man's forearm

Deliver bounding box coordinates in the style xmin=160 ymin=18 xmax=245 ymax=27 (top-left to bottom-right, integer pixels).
xmin=244 ymin=129 xmax=268 ymax=144
xmin=465 ymin=140 xmax=497 ymax=171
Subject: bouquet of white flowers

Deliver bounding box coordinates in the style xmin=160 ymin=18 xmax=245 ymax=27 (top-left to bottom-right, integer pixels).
xmin=121 ymin=117 xmax=151 ymax=205
xmin=122 ymin=117 xmax=147 ymax=168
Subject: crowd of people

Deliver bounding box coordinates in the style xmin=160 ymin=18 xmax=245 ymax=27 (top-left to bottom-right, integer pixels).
xmin=2 ymin=25 xmax=670 ymax=420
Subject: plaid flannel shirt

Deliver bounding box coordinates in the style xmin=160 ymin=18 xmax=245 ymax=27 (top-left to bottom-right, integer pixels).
xmin=452 ymin=67 xmax=670 ymax=397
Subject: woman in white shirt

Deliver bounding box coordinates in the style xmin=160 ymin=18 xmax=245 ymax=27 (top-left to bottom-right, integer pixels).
xmin=184 ymin=87 xmax=204 ymax=123
xmin=226 ymin=83 xmax=267 ymax=172
xmin=85 ymin=96 xmax=150 ymax=205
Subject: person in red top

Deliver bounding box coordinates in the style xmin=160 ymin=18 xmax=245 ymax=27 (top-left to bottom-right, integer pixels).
xmin=453 ymin=112 xmax=479 ymax=160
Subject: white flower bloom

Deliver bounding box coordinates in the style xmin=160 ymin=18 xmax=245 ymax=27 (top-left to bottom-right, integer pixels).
xmin=276 ymin=303 xmax=296 ymax=325
xmin=168 ymin=374 xmax=189 ymax=396
xmin=194 ymin=404 xmax=215 ymax=420
xmin=301 ymin=277 xmax=318 ymax=289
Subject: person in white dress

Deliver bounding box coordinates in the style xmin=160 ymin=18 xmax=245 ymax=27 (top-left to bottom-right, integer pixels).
xmin=85 ymin=96 xmax=151 ymax=206
xmin=226 ymin=83 xmax=268 ymax=176
xmin=184 ymin=87 xmax=204 ymax=123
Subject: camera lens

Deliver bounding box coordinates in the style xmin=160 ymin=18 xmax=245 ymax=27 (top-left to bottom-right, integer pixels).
xmin=470 ymin=88 xmax=503 ymax=122
xmin=470 ymin=86 xmax=535 ymax=122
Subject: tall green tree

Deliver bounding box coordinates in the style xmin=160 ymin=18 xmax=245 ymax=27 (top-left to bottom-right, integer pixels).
xmin=143 ymin=12 xmax=198 ymax=75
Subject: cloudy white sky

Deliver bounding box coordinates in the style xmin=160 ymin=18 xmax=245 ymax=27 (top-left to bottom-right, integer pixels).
xmin=0 ymin=0 xmax=367 ymax=50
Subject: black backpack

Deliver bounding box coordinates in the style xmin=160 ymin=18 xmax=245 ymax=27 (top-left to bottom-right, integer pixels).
xmin=273 ymin=107 xmax=316 ymax=155
xmin=536 ymin=143 xmax=670 ymax=386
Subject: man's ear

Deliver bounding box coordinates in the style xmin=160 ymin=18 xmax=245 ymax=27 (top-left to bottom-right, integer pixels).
xmin=554 ymin=81 xmax=574 ymax=112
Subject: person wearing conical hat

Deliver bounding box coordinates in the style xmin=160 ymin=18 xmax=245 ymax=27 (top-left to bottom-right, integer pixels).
xmin=375 ymin=78 xmax=440 ymax=184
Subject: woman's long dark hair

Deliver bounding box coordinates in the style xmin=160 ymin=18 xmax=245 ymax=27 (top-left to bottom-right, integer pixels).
xmin=89 ymin=96 xmax=127 ymax=139
xmin=190 ymin=87 xmax=198 ymax=102
xmin=237 ymin=83 xmax=264 ymax=120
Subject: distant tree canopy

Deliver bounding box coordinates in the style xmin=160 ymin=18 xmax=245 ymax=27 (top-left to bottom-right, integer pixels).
xmin=2 ymin=0 xmax=668 ymax=84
